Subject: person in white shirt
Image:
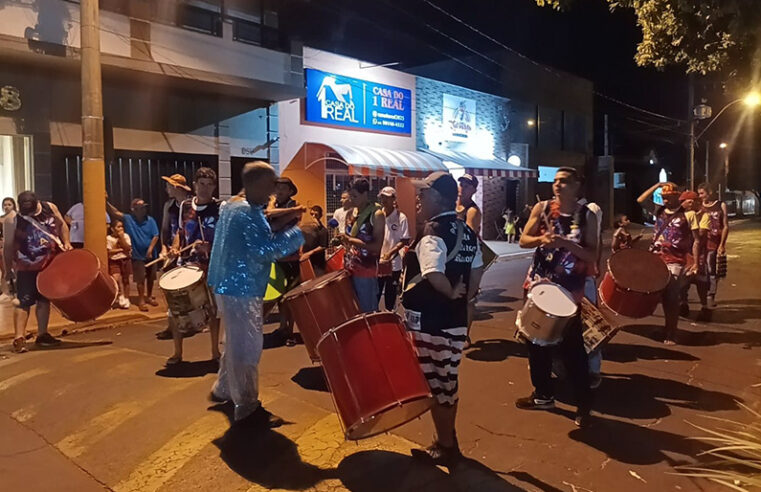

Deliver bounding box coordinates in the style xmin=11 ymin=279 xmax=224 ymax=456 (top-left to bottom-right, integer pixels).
xmin=579 ymin=198 xmax=604 ymax=389
xmin=65 ymin=202 xmax=110 ymax=249
xmin=377 ymin=186 xmax=410 ymax=311
xmin=331 ymin=191 xmax=352 ymax=235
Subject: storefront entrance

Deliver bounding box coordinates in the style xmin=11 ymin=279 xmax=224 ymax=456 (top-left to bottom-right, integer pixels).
xmin=0 ymin=134 xmax=33 ymax=200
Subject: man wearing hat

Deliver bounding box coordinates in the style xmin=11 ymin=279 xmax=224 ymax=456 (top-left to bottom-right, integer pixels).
xmin=107 ymin=197 xmax=160 ymax=312
xmin=160 ymin=173 xmax=192 ymax=256
xmin=637 ymin=182 xmax=702 ymax=344
xmin=456 ymin=173 xmax=484 ymax=345
xmin=377 ymin=186 xmax=410 ymax=311
xmin=401 ymin=171 xmax=478 ymax=466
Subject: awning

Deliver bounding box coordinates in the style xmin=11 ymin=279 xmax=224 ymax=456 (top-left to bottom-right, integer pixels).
xmin=304 ymin=142 xmax=446 ymax=178
xmin=422 ymin=148 xmax=538 ymax=178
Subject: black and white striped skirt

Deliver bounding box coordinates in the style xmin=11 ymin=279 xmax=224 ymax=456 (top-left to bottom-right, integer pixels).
xmin=410 ymin=326 xmax=468 ymax=407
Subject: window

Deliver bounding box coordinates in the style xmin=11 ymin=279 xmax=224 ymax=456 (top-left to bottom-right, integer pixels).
xmin=177 ymin=2 xmax=222 ymax=36
xmin=0 ymin=135 xmax=33 ymax=201
xmin=232 ymin=18 xmax=262 ymax=45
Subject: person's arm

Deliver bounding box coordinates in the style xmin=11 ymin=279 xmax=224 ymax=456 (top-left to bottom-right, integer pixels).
xmin=466 ymin=207 xmax=482 ymax=236
xmin=105 ymin=201 xmax=125 ymax=221
xmin=245 ymin=212 xmax=304 ymax=263
xmin=64 ymin=214 xmax=73 ymax=226
xmin=690 ymin=229 xmax=701 ymax=274
xmin=49 ymin=203 xmax=72 ymax=250
xmin=611 ymin=229 xmax=622 ymax=251
xmin=416 ymin=234 xmax=466 ymax=300
xmin=4 ymin=218 xmax=15 ymax=273
xmin=160 ymin=200 xmax=171 ymax=247
xmin=637 ymin=182 xmax=663 ymax=204
xmin=519 ymin=202 xmax=552 ymax=249
xmin=719 ymin=202 xmax=729 ymax=254
xmin=146 ymin=218 xmax=159 ymax=259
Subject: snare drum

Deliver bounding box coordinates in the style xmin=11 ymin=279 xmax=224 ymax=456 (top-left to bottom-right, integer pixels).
xmin=516 ymin=281 xmax=578 ymax=345
xmin=37 ymin=249 xmax=118 ymax=322
xmin=317 ymin=312 xmax=434 ymax=440
xmin=599 ymin=248 xmax=670 ymax=318
xmin=281 ymin=270 xmax=360 ymax=361
xmin=159 ymin=265 xmax=213 ymax=334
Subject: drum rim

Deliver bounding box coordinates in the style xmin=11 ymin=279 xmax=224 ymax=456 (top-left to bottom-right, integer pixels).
xmin=605 ymin=250 xmax=670 ymax=294
xmin=286 ymin=270 xmax=351 ymax=300
xmin=344 ymin=395 xmax=434 ymax=440
xmin=315 ymin=311 xmax=402 ymax=349
xmin=159 ymin=264 xmax=205 ymax=290
xmin=37 ymin=249 xmax=102 ymax=300
xmin=597 ymin=287 xmax=657 ymax=318
xmin=515 ymin=310 xmax=565 ymax=346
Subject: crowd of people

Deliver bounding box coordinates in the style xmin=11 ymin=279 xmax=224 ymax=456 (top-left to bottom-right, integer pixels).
xmin=0 ymin=162 xmax=730 ymax=467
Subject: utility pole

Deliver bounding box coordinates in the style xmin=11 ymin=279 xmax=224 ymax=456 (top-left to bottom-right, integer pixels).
xmin=688 ymin=73 xmax=695 ymax=190
xmin=81 ymin=0 xmax=107 ymax=269
xmin=704 ymin=140 xmax=709 ymax=185
xmin=604 ymin=114 xmax=614 ymax=229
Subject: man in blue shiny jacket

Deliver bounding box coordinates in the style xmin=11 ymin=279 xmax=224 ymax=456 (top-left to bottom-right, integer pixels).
xmin=207 ymin=162 xmax=304 ymax=427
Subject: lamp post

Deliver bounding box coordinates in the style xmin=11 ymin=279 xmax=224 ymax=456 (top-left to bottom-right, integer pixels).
xmin=718 ymin=142 xmax=729 ymax=201
xmin=691 ymin=91 xmax=761 ymax=190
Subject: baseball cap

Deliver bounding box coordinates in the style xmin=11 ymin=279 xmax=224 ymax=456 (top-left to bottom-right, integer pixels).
xmin=660 ymin=183 xmax=680 ymax=196
xmin=679 ymin=190 xmax=699 ymax=202
xmin=458 ymin=173 xmax=479 ymax=188
xmin=130 ymin=198 xmax=148 ymax=209
xmin=379 ymin=186 xmax=396 ymax=197
xmin=413 ymin=171 xmax=459 ymax=203
xmin=161 ymin=173 xmax=191 ymax=192
xmin=275 ymin=177 xmax=298 ymax=195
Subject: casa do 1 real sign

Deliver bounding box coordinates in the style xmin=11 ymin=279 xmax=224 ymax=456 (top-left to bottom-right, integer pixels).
xmin=304 ymin=68 xmax=411 ymax=135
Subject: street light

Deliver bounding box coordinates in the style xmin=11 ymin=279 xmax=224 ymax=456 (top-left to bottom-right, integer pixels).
xmin=743 ymin=91 xmax=761 ymax=107
xmin=527 ymin=119 xmax=535 ymax=127
xmin=719 ymin=142 xmax=728 ymax=149
xmin=718 ymin=142 xmax=730 ymax=201
xmin=696 ymin=90 xmax=761 ymax=141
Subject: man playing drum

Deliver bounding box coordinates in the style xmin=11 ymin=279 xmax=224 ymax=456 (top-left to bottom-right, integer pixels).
xmin=637 ymin=182 xmax=702 ymax=345
xmin=207 ymin=161 xmax=304 ymax=427
xmin=7 ymin=191 xmax=72 ymax=353
xmin=516 ymin=167 xmax=598 ymax=428
xmin=456 ymin=174 xmax=483 ymax=348
xmin=401 ymin=171 xmax=478 ymax=466
xmin=167 ymin=167 xmax=222 ymax=364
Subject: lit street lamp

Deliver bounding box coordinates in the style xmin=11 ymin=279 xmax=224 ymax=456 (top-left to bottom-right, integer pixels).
xmin=695 ymin=91 xmax=761 ymax=141
xmin=718 ymin=142 xmax=730 ymax=201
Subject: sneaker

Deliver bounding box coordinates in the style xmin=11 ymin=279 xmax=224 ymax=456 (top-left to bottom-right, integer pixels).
xmin=147 ymin=296 xmax=159 ymax=307
xmin=411 ymin=442 xmax=462 ymax=467
xmin=575 ymin=413 xmax=593 ymax=428
xmin=208 ymin=391 xmax=229 ymax=403
xmin=285 ymin=337 xmax=297 ymax=347
xmin=515 ymin=394 xmax=555 ymax=410
xmin=235 ymin=407 xmax=284 ymax=429
xmin=12 ymin=337 xmax=27 ymax=353
xmin=119 ymin=296 xmax=131 ymax=309
xmin=155 ymin=328 xmax=173 ymax=340
xmin=679 ymin=304 xmax=690 ymax=318
xmin=589 ymin=373 xmax=602 ymax=389
xmin=35 ymin=333 xmax=62 ymax=347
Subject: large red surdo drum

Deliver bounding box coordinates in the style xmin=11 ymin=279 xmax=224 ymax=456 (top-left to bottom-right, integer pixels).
xmin=281 ymin=270 xmax=360 ymax=362
xmin=317 ymin=312 xmax=434 ymax=440
xmin=37 ymin=249 xmax=118 ymax=322
xmin=599 ymin=248 xmax=670 ymax=318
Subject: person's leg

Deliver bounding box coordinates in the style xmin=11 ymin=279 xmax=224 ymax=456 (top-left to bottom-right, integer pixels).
xmin=133 ymin=261 xmax=147 ymax=310
xmin=168 ymin=314 xmax=184 ymax=363
xmin=352 ymin=276 xmax=378 ymax=313
xmin=385 ymin=271 xmax=401 ymax=311
xmin=146 ymin=265 xmax=158 ymax=305
xmin=430 ymin=403 xmax=458 ymax=448
xmin=209 ymin=316 xmax=221 ymax=360
xmin=13 ymin=307 xmax=30 ymax=340
xmin=706 ymin=250 xmax=719 ymax=307
xmin=559 ymin=317 xmax=592 ymax=420
xmin=377 ymin=276 xmax=386 ymax=308
xmin=111 ymin=272 xmax=123 ymax=304
xmin=35 ymin=299 xmax=51 ymax=336
xmin=522 ymin=342 xmax=554 ymax=402
xmin=663 ymin=267 xmax=683 ymax=343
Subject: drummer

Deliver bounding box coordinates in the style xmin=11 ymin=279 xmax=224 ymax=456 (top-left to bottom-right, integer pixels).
xmin=637 ymin=182 xmax=701 ymax=345
xmin=207 ymin=161 xmax=304 ymax=427
xmin=517 ymin=167 xmax=598 ymax=428
xmin=7 ymin=191 xmax=72 ymax=353
xmin=401 ymin=172 xmax=477 ymax=466
xmin=167 ymin=167 xmax=222 ymax=364
xmin=337 ymin=179 xmax=385 ymax=313
xmin=456 ymin=174 xmax=483 ymax=347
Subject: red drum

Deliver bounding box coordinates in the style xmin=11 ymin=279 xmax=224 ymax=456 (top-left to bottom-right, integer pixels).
xmin=326 ymin=246 xmax=345 ymax=272
xmin=317 ymin=312 xmax=434 ymax=440
xmin=599 ymin=248 xmax=670 ymax=318
xmin=37 ymin=249 xmax=118 ymax=322
xmin=282 ymin=270 xmax=360 ymax=361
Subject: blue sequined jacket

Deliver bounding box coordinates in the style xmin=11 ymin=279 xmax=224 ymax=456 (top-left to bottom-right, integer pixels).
xmin=207 ymin=200 xmax=304 ymax=297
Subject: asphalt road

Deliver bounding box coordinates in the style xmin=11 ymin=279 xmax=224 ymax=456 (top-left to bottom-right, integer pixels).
xmin=1 ymin=220 xmax=759 ymax=491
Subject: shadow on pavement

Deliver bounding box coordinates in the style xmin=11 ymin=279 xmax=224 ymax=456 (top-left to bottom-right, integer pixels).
xmin=623 ymin=323 xmax=761 ymax=348
xmin=707 ymin=298 xmax=761 ymax=325
xmin=155 ymin=359 xmax=219 ymax=378
xmin=210 ymin=403 xmax=336 ymax=490
xmin=602 ymin=342 xmax=700 ymax=363
xmin=569 ymin=415 xmax=710 ymax=466
xmin=466 ymin=338 xmax=527 ymax=362
xmin=557 ymin=372 xmax=741 ymax=420
xmin=478 ymin=289 xmax=520 ymax=305
xmin=291 ymin=366 xmax=329 ymax=392
xmin=28 ymin=339 xmax=113 ymax=351
xmin=338 ymin=450 xmax=525 ymax=491
xmin=506 ymin=471 xmax=564 ymax=492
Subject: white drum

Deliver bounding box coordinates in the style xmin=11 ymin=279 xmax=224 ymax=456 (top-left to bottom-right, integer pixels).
xmin=516 ymin=281 xmax=578 ymax=346
xmin=159 ymin=265 xmax=214 ymax=334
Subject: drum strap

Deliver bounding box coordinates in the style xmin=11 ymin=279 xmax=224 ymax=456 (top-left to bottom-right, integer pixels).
xmin=402 ymin=220 xmax=464 ymax=294
xmin=651 ymin=208 xmax=683 ymax=246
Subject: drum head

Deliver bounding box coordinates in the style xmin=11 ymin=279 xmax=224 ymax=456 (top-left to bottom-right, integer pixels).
xmin=283 ymin=270 xmax=348 ymax=301
xmin=529 ymin=282 xmax=577 ymax=317
xmin=159 ymin=265 xmax=204 ymax=291
xmin=608 ymin=248 xmax=670 ymax=293
xmin=264 ymin=263 xmax=287 ymax=302
xmin=37 ymin=250 xmax=100 ymax=300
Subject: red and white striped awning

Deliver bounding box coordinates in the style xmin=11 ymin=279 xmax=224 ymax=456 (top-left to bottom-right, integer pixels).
xmin=422 ymin=149 xmax=538 ymax=178
xmin=305 ymin=142 xmax=447 ymax=178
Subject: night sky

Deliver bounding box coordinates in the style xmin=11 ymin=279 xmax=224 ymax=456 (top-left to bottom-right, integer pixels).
xmin=281 ymin=0 xmax=757 ymax=189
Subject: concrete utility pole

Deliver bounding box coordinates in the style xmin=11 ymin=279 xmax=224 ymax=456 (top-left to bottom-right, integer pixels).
xmin=80 ymin=0 xmax=108 ymax=269
xmin=605 ymin=113 xmax=614 ymax=229
xmin=687 ymin=74 xmax=696 ymax=190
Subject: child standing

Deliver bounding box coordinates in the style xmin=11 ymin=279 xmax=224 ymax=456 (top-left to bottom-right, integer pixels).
xmin=107 ymin=219 xmax=132 ymax=309
xmin=611 ymin=214 xmax=642 ymax=251
xmin=505 ymin=215 xmax=518 ymax=243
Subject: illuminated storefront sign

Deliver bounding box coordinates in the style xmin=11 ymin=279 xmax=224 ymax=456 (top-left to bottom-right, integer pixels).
xmin=304 ymin=68 xmax=411 ymax=135
xmin=442 ymin=93 xmax=475 ymax=142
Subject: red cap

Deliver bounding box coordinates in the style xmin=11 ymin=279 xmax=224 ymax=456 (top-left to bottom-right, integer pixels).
xmin=679 ymin=191 xmax=699 ymax=202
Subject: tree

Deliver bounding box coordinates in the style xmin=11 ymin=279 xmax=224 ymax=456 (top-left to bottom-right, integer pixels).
xmin=534 ymin=0 xmax=761 ymax=76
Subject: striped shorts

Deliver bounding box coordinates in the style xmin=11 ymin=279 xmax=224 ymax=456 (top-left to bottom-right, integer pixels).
xmin=410 ymin=326 xmax=468 ymax=407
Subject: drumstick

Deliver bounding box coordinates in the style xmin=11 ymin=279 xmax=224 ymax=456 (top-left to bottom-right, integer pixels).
xmin=145 ymin=241 xmax=199 ymax=268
